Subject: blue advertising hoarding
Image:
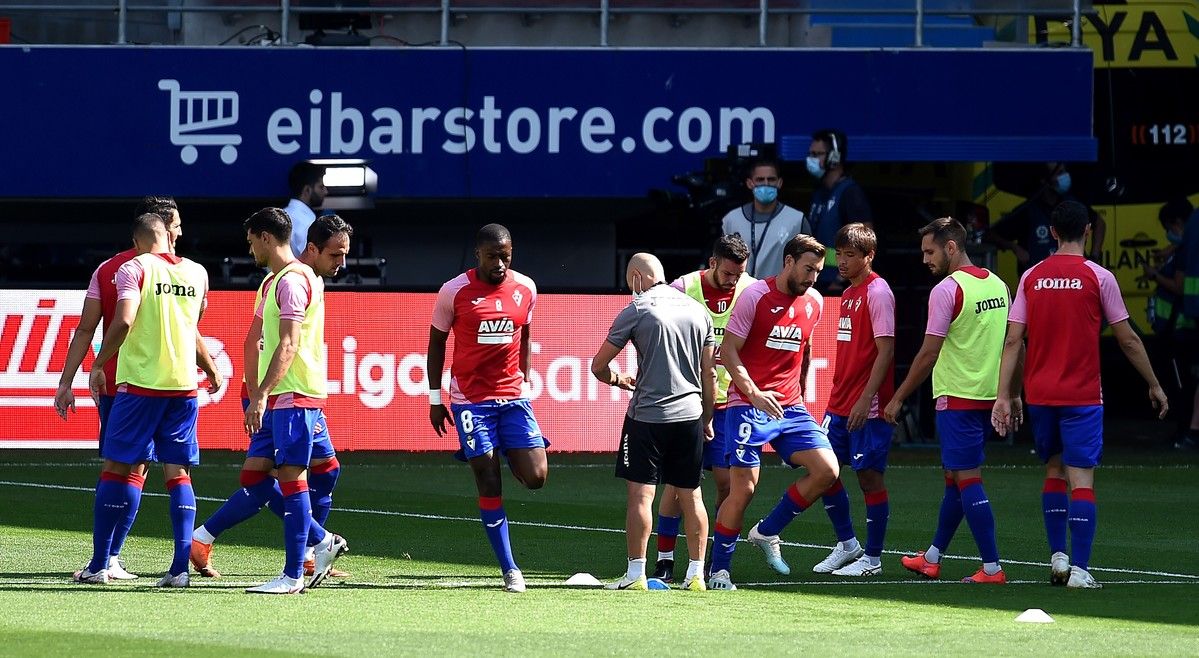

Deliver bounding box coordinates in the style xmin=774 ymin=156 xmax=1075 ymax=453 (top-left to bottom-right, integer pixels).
xmin=0 ymin=46 xmax=1094 ymax=198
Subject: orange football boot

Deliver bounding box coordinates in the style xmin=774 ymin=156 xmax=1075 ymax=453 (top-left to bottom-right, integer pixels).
xmin=900 ymin=552 xmax=941 ymax=579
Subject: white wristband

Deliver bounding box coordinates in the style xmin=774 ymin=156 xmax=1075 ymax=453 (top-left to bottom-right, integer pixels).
xmin=521 ymin=382 xmax=532 ymax=399
xmin=428 ymin=389 xmax=443 ymax=406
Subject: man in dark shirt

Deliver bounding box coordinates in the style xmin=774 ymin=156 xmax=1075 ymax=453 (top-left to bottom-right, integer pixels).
xmin=807 ymin=129 xmax=872 ymax=294
xmin=988 ymin=162 xmax=1106 ymax=272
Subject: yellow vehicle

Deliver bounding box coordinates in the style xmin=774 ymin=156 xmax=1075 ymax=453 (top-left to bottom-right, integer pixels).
xmin=979 ymin=0 xmax=1199 ymax=329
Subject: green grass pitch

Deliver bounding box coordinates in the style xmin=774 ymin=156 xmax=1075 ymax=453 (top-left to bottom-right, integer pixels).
xmin=0 ymin=445 xmax=1196 ymax=656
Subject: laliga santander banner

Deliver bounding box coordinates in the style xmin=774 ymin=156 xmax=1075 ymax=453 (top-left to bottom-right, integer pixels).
xmin=0 ymin=289 xmax=838 ymax=451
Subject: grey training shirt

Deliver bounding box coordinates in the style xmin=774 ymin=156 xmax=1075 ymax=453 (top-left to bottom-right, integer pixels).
xmin=605 ymin=283 xmax=715 ymax=423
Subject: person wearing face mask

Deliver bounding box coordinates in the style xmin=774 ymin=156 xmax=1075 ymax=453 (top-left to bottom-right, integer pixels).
xmin=807 ymin=129 xmax=873 ymax=295
xmin=987 ymin=162 xmax=1107 ymax=273
xmin=1145 ymin=198 xmax=1194 ymax=335
xmin=1159 ymin=198 xmax=1199 ymax=450
xmin=721 ymin=159 xmax=810 ymax=279
xmin=591 ymin=253 xmax=717 ymax=592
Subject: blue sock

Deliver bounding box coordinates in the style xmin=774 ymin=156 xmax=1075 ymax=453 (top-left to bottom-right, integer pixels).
xmin=201 ymin=471 xmax=278 ymax=538
xmin=864 ymin=489 xmax=890 ymax=558
xmin=166 ymin=475 xmax=196 ymax=576
xmin=931 ymin=476 xmax=964 ymax=554
xmin=1043 ymin=478 xmax=1069 ymax=554
xmin=281 ymin=481 xmax=313 ymax=579
xmin=1069 ymin=488 xmax=1097 ymax=570
xmin=758 ymin=484 xmax=811 ymax=537
xmin=958 ymin=478 xmax=999 ymax=564
xmin=108 ymin=472 xmax=144 ymax=558
xmin=88 ymin=474 xmax=129 ymax=573
xmin=265 ymin=479 xmax=285 ymax=519
xmin=309 ymin=459 xmax=341 ymax=528
xmin=821 ymin=478 xmax=856 ymax=543
xmin=306 ymin=517 xmax=328 ymax=548
xmin=655 ymin=514 xmax=681 ymax=555
xmin=479 ymin=497 xmax=517 ymax=573
xmin=710 ymin=523 xmax=740 ymax=575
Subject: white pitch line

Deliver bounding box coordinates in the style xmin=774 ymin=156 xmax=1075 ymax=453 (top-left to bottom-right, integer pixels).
xmin=2 ymin=478 xmax=1197 ymax=582
xmin=4 ymin=577 xmax=1196 ymax=589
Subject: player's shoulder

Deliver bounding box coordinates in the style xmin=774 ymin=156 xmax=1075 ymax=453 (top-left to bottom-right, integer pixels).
xmin=1081 ymin=259 xmax=1116 ymax=285
xmin=101 ymin=248 xmax=137 ymax=272
xmin=931 ymin=274 xmax=960 ymax=296
xmin=804 ymin=287 xmax=824 ymax=309
xmin=736 ymin=278 xmax=772 ymax=307
xmin=865 ymin=273 xmax=895 ymax=297
xmin=508 ymin=269 xmax=537 ymax=294
xmin=745 ymin=277 xmax=771 ymax=295
xmin=437 ymin=271 xmax=472 ymax=297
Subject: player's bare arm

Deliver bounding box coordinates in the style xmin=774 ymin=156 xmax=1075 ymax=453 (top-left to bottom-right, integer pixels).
xmin=800 ymin=340 xmax=812 ymax=399
xmin=88 ymin=296 xmax=140 ymax=402
xmin=195 ymin=334 xmax=223 ymax=395
xmin=992 ymin=321 xmax=1027 ymax=435
xmin=427 ymin=326 xmax=453 ymax=436
xmin=1110 ymin=320 xmax=1169 ymax=419
xmin=246 ymin=317 xmax=300 ymax=435
xmin=520 ymin=321 xmax=533 ymax=382
xmin=242 ymin=315 xmax=264 ymax=399
xmin=700 ymin=344 xmax=716 ymax=439
xmin=722 ymin=332 xmax=783 ymax=420
xmin=590 ymin=340 xmax=636 ymax=391
xmin=883 ymin=333 xmax=944 ymax=424
xmin=55 ymin=297 xmax=102 ymax=419
xmin=848 ymin=335 xmax=895 ymax=432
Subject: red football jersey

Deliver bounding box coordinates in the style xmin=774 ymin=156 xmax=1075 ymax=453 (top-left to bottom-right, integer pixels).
xmin=431 ymin=268 xmax=537 ymax=404
xmin=85 ymin=248 xmax=138 ymax=396
xmin=1009 ymin=254 xmax=1128 ymax=406
xmin=827 ymin=272 xmax=896 ymax=417
xmin=725 ymin=277 xmax=823 ymax=408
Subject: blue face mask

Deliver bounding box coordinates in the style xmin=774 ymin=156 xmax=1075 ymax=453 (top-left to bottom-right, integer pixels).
xmin=806 ymin=156 xmax=825 ymax=179
xmin=753 ymin=185 xmax=778 ymax=204
xmin=1167 ymin=231 xmax=1183 ymax=245
xmin=1053 ymin=172 xmax=1072 ymax=194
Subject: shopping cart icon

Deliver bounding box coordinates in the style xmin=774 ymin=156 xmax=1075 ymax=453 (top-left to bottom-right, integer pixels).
xmin=158 ymin=79 xmax=241 ymax=165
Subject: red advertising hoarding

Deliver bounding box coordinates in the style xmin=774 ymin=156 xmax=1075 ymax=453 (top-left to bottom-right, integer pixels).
xmin=0 ymin=290 xmax=838 ymax=451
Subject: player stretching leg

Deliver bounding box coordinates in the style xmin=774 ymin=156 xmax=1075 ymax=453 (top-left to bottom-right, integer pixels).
xmin=885 ymin=218 xmax=1008 ymax=584
xmin=653 ymin=236 xmax=754 ymax=582
xmin=427 ymin=224 xmax=548 ymax=593
xmin=707 ymin=235 xmax=839 ymax=590
xmin=992 ymin=201 xmax=1168 ymax=588
xmin=191 ymin=216 xmax=353 ymax=580
xmin=818 ymin=224 xmax=897 ymax=577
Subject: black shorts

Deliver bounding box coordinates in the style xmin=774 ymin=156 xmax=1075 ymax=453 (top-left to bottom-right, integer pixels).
xmin=615 ymin=415 xmax=704 ymax=489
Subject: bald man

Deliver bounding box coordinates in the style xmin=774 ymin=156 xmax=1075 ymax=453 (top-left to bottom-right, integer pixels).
xmin=592 ymin=252 xmax=717 ymax=591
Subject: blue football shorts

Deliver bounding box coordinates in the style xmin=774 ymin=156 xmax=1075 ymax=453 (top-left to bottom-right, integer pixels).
xmin=724 ymin=404 xmax=831 ymax=469
xmin=823 ymin=412 xmax=893 ymax=473
xmin=243 ymin=398 xmax=335 ymax=461
xmin=936 ymin=409 xmax=990 ymax=471
xmin=451 ymin=398 xmax=546 ymax=461
xmin=702 ymin=407 xmax=731 ymax=470
xmin=1028 ymin=404 xmax=1103 ymax=468
xmin=101 ymin=392 xmax=198 ymax=466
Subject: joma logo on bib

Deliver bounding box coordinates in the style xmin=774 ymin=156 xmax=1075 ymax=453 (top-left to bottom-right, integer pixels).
xmin=154 ymin=282 xmax=197 ymax=297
